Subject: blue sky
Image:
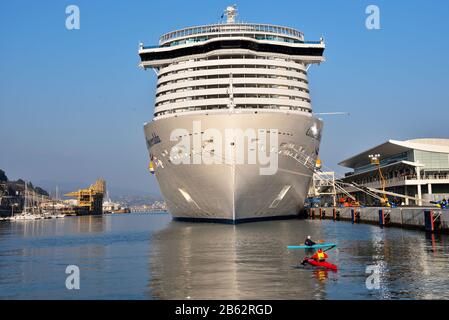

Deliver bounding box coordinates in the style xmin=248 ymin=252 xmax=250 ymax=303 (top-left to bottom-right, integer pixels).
xmin=1 ymin=0 xmax=448 ymax=196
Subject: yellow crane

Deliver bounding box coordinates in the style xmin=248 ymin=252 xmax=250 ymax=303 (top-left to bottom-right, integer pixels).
xmin=369 ymin=154 xmax=389 ymax=206
xmin=65 ymin=179 xmax=106 ymax=214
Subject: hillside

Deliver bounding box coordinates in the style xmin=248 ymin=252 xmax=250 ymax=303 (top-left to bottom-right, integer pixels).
xmin=0 ymin=169 xmax=49 ymax=197
xmin=0 ymin=169 xmax=8 ymax=182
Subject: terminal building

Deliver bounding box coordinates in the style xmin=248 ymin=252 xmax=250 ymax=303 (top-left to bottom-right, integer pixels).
xmin=338 ymin=139 xmax=449 ymax=206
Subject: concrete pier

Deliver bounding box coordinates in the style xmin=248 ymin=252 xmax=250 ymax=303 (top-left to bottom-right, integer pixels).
xmin=306 ymin=207 xmax=449 ymax=233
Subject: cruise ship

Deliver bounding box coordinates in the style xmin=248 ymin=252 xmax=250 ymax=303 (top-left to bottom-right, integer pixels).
xmin=139 ymin=6 xmax=325 ymax=222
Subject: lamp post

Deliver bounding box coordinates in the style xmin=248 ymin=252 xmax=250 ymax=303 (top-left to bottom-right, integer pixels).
xmin=369 ymin=154 xmax=389 ymax=206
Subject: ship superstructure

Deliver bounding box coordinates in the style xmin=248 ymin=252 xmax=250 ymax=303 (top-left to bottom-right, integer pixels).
xmin=139 ymin=6 xmax=325 ymax=222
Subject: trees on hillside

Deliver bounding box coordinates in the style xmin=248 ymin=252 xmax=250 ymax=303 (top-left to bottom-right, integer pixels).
xmin=0 ymin=169 xmax=8 ymax=182
xmin=0 ymin=170 xmax=49 ymax=196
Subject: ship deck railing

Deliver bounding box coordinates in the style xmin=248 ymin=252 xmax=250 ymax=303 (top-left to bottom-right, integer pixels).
xmin=159 ymin=23 xmax=304 ymax=45
xmin=142 ymin=39 xmax=323 ymax=50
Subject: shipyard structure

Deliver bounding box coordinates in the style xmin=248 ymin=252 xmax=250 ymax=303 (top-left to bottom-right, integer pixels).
xmin=139 ymin=6 xmax=325 ymax=222
xmin=65 ymin=179 xmax=106 ymax=215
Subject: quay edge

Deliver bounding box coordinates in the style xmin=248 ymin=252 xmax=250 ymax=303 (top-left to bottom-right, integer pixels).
xmin=307 ymin=207 xmax=449 ymax=233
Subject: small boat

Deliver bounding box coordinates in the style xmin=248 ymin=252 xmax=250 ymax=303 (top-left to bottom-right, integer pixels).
xmin=11 ymin=214 xmax=41 ymax=221
xmin=287 ymin=243 xmax=337 ymax=250
xmin=302 ymin=258 xmax=338 ymax=271
xmin=10 ymin=182 xmax=44 ymax=221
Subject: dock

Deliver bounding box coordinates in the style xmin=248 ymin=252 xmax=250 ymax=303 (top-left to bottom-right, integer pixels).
xmin=306 ymin=207 xmax=449 ymax=233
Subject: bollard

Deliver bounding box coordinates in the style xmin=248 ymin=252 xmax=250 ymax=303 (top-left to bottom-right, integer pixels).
xmin=351 ymin=209 xmax=355 ymax=224
xmin=311 ymin=209 xmax=315 ymax=220
xmin=333 ymin=208 xmax=336 ymax=221
xmin=322 ymin=209 xmax=326 ymax=219
xmin=336 ymin=210 xmax=340 ymax=221
xmin=319 ymin=208 xmax=322 ymax=220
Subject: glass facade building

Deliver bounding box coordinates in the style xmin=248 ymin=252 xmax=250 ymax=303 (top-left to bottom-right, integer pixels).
xmin=339 ymin=139 xmax=449 ymax=205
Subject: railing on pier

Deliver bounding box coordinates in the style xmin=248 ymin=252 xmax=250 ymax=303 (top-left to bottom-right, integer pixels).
xmin=347 ymin=173 xmax=449 ymax=189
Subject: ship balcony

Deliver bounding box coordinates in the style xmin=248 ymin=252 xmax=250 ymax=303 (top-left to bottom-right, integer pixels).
xmin=139 ymin=37 xmax=325 ymax=68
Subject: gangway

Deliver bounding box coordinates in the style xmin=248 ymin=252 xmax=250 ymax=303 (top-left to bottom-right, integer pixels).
xmin=278 ymin=143 xmax=438 ymax=207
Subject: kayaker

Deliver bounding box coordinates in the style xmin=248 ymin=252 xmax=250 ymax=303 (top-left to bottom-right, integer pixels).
xmin=311 ymin=248 xmax=328 ymax=262
xmin=304 ymin=235 xmax=316 ymax=247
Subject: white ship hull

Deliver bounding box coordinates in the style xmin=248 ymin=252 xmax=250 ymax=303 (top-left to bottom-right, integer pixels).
xmin=144 ymin=111 xmax=322 ymax=222
xmin=139 ymin=8 xmax=326 ymax=222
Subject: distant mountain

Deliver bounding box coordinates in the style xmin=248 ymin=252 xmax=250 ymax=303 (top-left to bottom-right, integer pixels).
xmin=114 ymin=194 xmax=164 ymax=207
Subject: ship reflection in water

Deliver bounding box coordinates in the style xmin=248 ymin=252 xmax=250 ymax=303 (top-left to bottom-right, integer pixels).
xmin=148 ymin=219 xmax=449 ymax=300
xmin=1 ymin=214 xmax=449 ymax=299
xmin=149 ymin=220 xmax=327 ymax=299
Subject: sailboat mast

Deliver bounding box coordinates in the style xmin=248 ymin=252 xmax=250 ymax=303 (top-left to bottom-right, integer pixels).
xmin=24 ymin=181 xmax=27 ymax=213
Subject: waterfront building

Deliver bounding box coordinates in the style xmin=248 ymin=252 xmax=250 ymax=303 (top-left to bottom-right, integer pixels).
xmin=339 ymin=139 xmax=449 ymax=206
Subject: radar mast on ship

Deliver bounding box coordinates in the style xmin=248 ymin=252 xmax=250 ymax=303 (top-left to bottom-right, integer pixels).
xmin=224 ymin=5 xmax=238 ymax=23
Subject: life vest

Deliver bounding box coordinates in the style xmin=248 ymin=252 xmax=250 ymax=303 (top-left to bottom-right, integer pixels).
xmin=316 ymin=250 xmax=325 ymax=261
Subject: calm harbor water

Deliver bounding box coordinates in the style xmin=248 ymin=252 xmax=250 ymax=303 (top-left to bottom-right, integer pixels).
xmin=0 ymin=213 xmax=448 ymax=300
